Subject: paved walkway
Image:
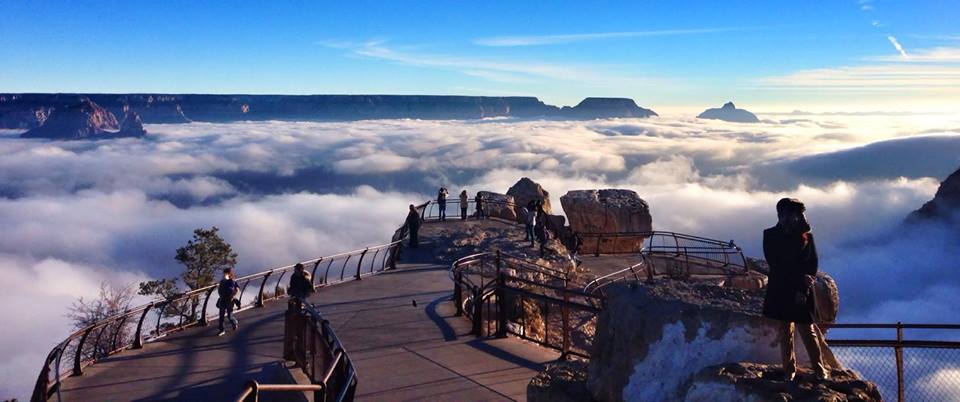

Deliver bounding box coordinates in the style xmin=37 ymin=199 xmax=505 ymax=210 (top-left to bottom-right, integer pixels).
xmin=57 ymin=224 xmax=558 ymax=401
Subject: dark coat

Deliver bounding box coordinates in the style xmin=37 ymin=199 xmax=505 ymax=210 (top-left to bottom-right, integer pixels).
xmin=406 ymin=209 xmax=421 ymax=229
xmin=762 ymin=225 xmax=819 ymax=323
xmin=288 ymin=271 xmax=314 ymax=299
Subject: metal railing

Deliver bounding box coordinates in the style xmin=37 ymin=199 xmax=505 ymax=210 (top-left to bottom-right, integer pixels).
xmin=582 ymin=258 xmax=647 ymax=298
xmin=421 ymin=198 xmax=521 ymax=222
xmin=451 ymin=251 xmax=602 ymax=358
xmin=825 ymin=323 xmax=960 ymax=402
xmin=31 ymin=241 xmax=402 ymax=402
xmin=236 ymin=301 xmax=357 ymax=402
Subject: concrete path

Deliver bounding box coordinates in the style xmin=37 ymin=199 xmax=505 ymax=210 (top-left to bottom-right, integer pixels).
xmin=56 ymin=224 xmax=558 ymax=401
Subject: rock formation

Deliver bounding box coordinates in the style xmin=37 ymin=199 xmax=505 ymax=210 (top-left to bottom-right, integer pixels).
xmin=909 ymin=165 xmax=960 ymax=222
xmin=528 ymin=360 xmax=594 ymax=402
xmin=477 ymin=191 xmax=518 ymax=221
xmin=20 ymin=98 xmax=120 ymax=140
xmin=117 ymin=111 xmax=147 ymax=137
xmin=683 ymin=362 xmax=881 ymax=402
xmin=560 ymin=98 xmax=658 ymax=119
xmin=507 ymin=177 xmax=553 ymax=214
xmin=20 ymin=98 xmax=149 ymax=140
xmin=587 ymin=280 xmax=842 ymax=402
xmin=560 ymin=189 xmax=652 ymax=254
xmin=0 ymin=94 xmax=660 ymax=127
xmin=697 ymin=102 xmax=760 ymax=123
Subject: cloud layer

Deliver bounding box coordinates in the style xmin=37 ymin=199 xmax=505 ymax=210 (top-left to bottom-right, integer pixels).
xmin=1 ymin=112 xmax=959 ymax=398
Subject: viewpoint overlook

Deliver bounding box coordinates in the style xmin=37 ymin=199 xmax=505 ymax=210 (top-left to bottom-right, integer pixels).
xmin=29 ymin=175 xmax=960 ymax=402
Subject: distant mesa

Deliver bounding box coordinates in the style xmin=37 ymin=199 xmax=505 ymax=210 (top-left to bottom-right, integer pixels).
xmin=560 ymin=97 xmax=658 ymax=119
xmin=19 ymin=98 xmax=147 ymax=140
xmin=697 ymin=101 xmax=759 ymax=123
xmin=0 ymin=94 xmax=658 ymax=128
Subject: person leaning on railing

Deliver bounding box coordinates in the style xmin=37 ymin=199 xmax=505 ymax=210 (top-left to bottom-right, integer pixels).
xmin=437 ymin=187 xmax=449 ymax=221
xmin=288 ymin=263 xmax=314 ymax=301
xmin=762 ymin=198 xmax=829 ymax=382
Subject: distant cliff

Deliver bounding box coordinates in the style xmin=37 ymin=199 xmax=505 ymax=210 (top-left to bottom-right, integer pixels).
xmin=19 ymin=98 xmax=147 ymax=140
xmin=697 ymin=102 xmax=759 ymax=123
xmin=0 ymin=94 xmax=658 ymax=128
xmin=909 ymin=165 xmax=960 ymax=222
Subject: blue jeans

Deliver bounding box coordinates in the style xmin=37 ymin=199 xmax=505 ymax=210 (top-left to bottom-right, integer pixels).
xmin=438 ymin=202 xmax=446 ymax=220
xmin=219 ymin=303 xmax=238 ymax=332
xmin=525 ymin=224 xmax=535 ymax=242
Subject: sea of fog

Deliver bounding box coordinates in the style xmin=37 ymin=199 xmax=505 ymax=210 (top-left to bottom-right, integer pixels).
xmin=2 ymin=113 xmax=960 ymax=398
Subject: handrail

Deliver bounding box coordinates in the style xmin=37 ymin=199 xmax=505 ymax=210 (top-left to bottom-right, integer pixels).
xmin=582 ymin=258 xmax=646 ymax=297
xmin=32 ymin=239 xmax=404 ymax=402
xmin=236 ymin=300 xmax=358 ymax=402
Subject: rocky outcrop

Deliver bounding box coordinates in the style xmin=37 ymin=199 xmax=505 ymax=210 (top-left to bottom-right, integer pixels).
xmin=697 ymin=102 xmax=760 ymax=123
xmin=507 ymin=177 xmax=552 ymax=214
xmin=560 ymin=189 xmax=652 ymax=254
xmin=0 ymin=94 xmax=659 ymax=127
xmin=528 ymin=360 xmax=594 ymax=402
xmin=117 ymin=111 xmax=147 ymax=137
xmin=560 ymin=98 xmax=658 ymax=119
xmin=587 ymin=280 xmax=841 ymax=402
xmin=909 ymin=165 xmax=960 ymax=222
xmin=683 ymin=362 xmax=881 ymax=402
xmin=20 ymin=98 xmax=120 ymax=140
xmin=477 ymin=191 xmax=518 ymax=221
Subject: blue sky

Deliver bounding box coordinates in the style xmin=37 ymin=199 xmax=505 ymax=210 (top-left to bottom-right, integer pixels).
xmin=1 ymin=0 xmax=958 ymax=111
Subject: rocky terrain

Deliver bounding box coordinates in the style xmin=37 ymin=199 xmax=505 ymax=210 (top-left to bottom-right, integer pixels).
xmin=909 ymin=164 xmax=960 ymax=222
xmin=560 ymin=189 xmax=652 ymax=254
xmin=684 ymin=362 xmax=882 ymax=402
xmin=19 ymin=98 xmax=147 ymax=140
xmin=697 ymin=101 xmax=760 ymax=123
xmin=0 ymin=94 xmax=659 ymax=128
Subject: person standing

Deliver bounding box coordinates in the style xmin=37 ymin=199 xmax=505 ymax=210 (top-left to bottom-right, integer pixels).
xmin=459 ymin=190 xmax=469 ymax=220
xmin=217 ymin=268 xmax=240 ymax=336
xmin=762 ymin=198 xmax=828 ymax=381
xmin=535 ymin=212 xmax=549 ymax=257
xmin=288 ymin=263 xmax=314 ymax=300
xmin=525 ymin=204 xmax=538 ymax=247
xmin=475 ymin=192 xmax=485 ymax=220
xmin=406 ymin=204 xmax=421 ymax=247
xmin=437 ymin=187 xmax=449 ymax=221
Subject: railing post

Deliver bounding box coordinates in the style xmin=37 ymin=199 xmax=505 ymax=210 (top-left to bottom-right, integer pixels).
xmin=355 ymin=248 xmax=368 ymax=280
xmin=243 ymin=380 xmax=260 ymax=402
xmin=472 ymin=288 xmax=483 ymax=336
xmin=389 ymin=243 xmax=399 ymax=270
xmin=496 ymin=272 xmax=507 ymax=338
xmin=72 ymin=327 xmax=94 ymax=376
xmin=199 ymin=287 xmax=216 ymax=326
xmin=561 ymin=278 xmax=571 ymax=360
xmin=256 ymin=271 xmax=272 ymax=307
xmin=595 ymin=234 xmax=602 ymax=257
xmin=311 ymin=258 xmax=322 ymax=285
xmin=111 ymin=315 xmax=130 ymax=352
xmin=133 ymin=303 xmax=154 ymax=349
xmin=896 ymin=322 xmax=904 ymax=402
xmin=454 ymin=269 xmax=463 ymax=317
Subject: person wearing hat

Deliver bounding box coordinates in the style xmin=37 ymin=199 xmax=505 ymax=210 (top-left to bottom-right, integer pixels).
xmin=762 ymin=198 xmax=828 ymax=381
xmin=405 ymin=204 xmax=421 ymax=247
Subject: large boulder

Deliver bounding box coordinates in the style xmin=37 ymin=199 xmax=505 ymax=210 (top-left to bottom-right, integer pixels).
xmin=507 ymin=177 xmax=552 ymax=216
xmin=697 ymin=101 xmax=760 ymax=123
xmin=560 ymin=189 xmax=652 ymax=254
xmin=528 ymin=360 xmax=594 ymax=402
xmin=477 ymin=191 xmax=517 ymax=221
xmin=683 ymin=362 xmax=881 ymax=402
xmin=587 ymin=280 xmax=840 ymax=402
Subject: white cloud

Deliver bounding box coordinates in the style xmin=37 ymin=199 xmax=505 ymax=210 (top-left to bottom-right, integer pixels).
xmin=473 ymin=28 xmax=743 ymax=47
xmin=3 ymin=113 xmax=960 ymax=399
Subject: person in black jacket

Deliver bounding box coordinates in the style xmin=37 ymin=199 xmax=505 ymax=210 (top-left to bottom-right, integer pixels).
xmin=288 ymin=263 xmax=314 ymax=300
xmin=762 ymin=198 xmax=828 ymax=381
xmin=216 ymin=268 xmax=240 ymax=336
xmin=437 ymin=187 xmax=449 ymax=221
xmin=406 ymin=204 xmax=421 ymax=247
